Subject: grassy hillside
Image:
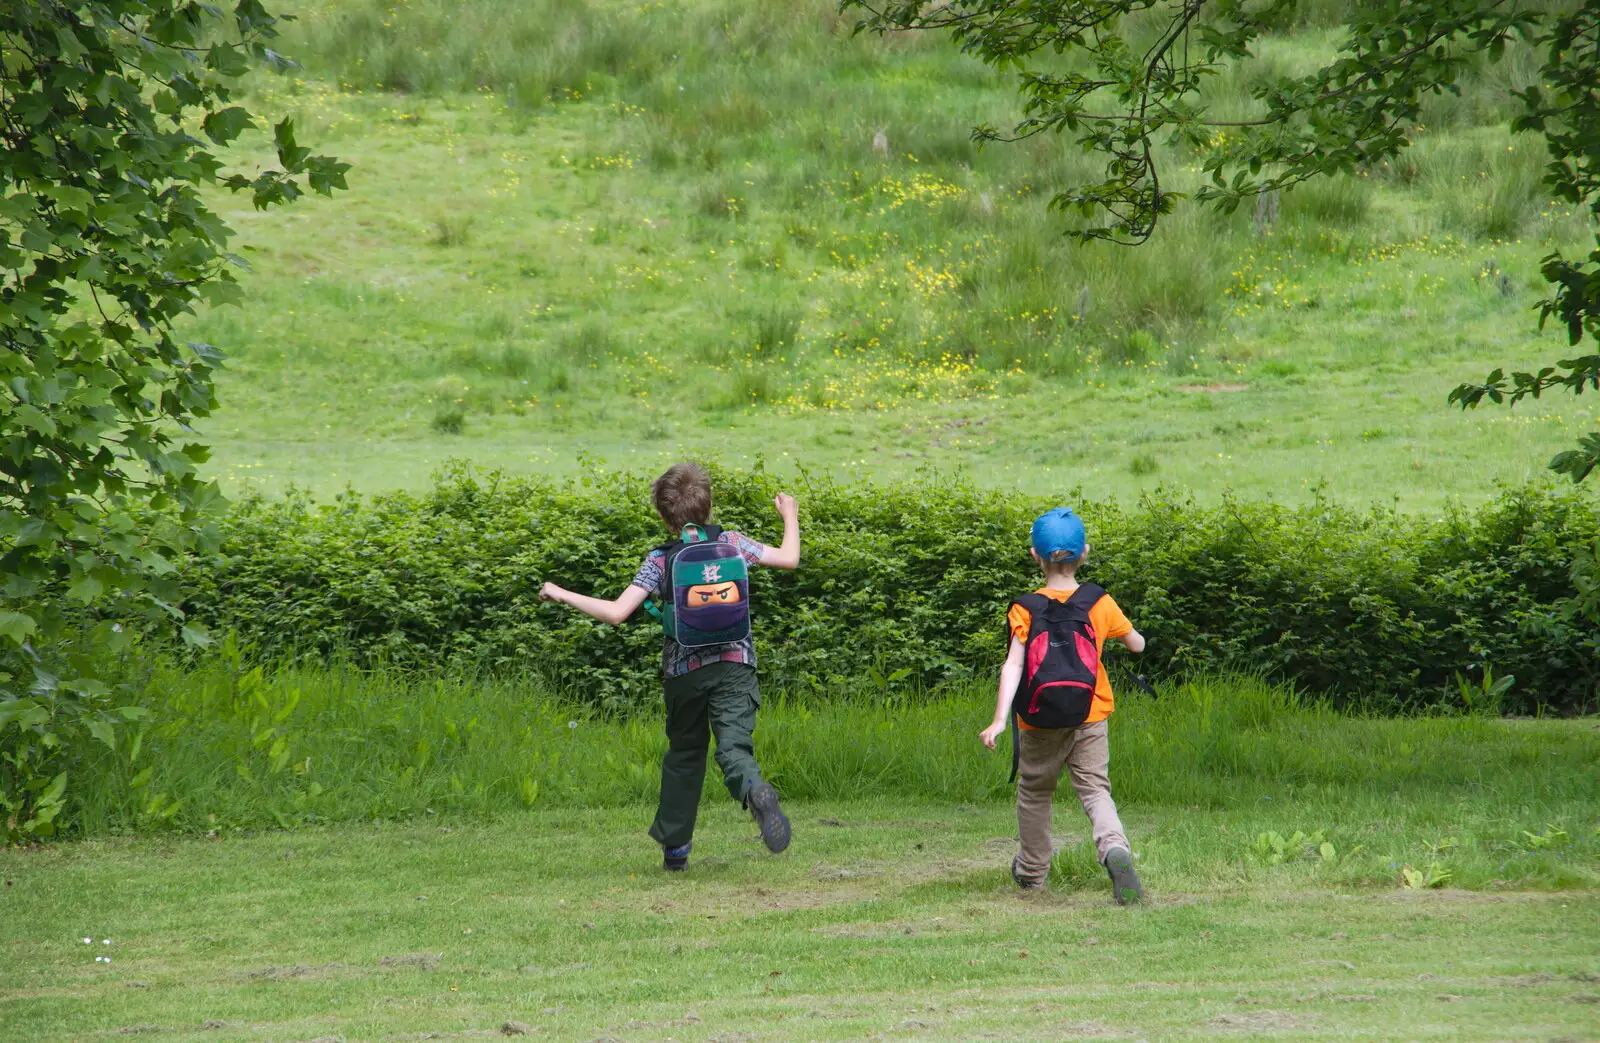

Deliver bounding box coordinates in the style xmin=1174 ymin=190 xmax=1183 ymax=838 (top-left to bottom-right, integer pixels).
xmin=180 ymin=0 xmax=1597 ymax=506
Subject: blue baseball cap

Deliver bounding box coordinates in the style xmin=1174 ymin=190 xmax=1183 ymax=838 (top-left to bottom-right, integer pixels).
xmin=1031 ymin=507 xmax=1087 ymax=562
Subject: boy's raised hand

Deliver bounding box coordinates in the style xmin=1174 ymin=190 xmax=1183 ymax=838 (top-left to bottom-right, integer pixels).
xmin=774 ymin=492 xmax=797 ymax=519
xmin=538 ymin=581 xmax=566 ymax=604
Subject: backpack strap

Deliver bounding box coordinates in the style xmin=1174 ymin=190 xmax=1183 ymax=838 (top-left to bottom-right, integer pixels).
xmin=655 ymin=522 xmax=725 ymax=557
xmin=1010 ymin=592 xmax=1054 ymax=636
xmin=1006 ymin=593 xmax=1052 ymax=785
xmin=1009 ymin=708 xmax=1021 ymax=785
xmin=647 ymin=523 xmax=730 ymax=627
xmin=1065 ymin=582 xmax=1106 ymax=610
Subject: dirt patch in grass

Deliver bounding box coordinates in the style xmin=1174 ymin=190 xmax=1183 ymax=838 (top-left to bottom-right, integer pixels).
xmin=808 ymin=860 xmax=888 ymax=881
xmin=612 ymin=1012 xmax=704 ymax=1032
xmin=1051 ymin=1019 xmax=1136 ymax=1037
xmin=1484 ymin=972 xmax=1560 ymax=987
xmin=1373 ymin=889 xmax=1559 ymax=905
xmin=380 ymin=952 xmax=442 ymax=971
xmin=810 ymin=918 xmax=958 ymax=939
xmin=1206 ymin=1010 xmax=1310 ymax=1030
xmin=240 ymin=962 xmax=348 ymax=981
xmin=638 ymin=883 xmax=872 ymax=916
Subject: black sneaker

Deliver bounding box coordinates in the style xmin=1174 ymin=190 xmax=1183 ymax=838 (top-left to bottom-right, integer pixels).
xmin=663 ymin=843 xmax=691 ymax=872
xmin=746 ymin=782 xmax=791 ymax=853
xmin=1104 ymin=847 xmax=1143 ymax=904
xmin=1011 ymin=855 xmax=1043 ymax=890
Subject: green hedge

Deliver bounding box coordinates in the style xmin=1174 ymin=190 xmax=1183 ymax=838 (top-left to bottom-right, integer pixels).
xmin=183 ymin=464 xmax=1600 ymax=714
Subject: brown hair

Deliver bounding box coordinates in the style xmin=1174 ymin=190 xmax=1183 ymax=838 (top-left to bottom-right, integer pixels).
xmin=651 ymin=462 xmax=712 ymax=532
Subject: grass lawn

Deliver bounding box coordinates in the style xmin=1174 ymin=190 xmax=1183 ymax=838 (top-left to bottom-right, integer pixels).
xmin=13 ymin=668 xmax=1600 ymax=1041
xmin=5 ymin=803 xmax=1600 ymax=1042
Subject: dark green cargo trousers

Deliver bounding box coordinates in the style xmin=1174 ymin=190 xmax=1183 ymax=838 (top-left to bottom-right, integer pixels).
xmin=647 ymin=661 xmax=764 ymax=849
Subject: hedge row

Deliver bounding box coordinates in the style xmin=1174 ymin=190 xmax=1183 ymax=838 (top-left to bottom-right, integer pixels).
xmin=183 ymin=463 xmax=1600 ymax=714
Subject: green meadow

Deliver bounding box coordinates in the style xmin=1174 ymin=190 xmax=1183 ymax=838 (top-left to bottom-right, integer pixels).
xmin=4 ymin=669 xmax=1598 ymax=1040
xmin=177 ymin=0 xmax=1597 ymax=507
xmin=5 ymin=809 xmax=1598 ymax=1042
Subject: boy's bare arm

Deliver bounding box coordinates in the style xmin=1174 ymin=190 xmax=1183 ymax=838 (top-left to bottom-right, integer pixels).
xmin=979 ymin=636 xmax=1027 ymax=749
xmin=756 ymin=493 xmax=801 ymax=570
xmin=539 ymin=581 xmax=649 ymax=626
xmin=1120 ymin=628 xmax=1146 ymax=654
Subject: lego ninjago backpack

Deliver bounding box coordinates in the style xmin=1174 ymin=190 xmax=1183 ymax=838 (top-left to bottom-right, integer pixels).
xmin=650 ymin=523 xmax=751 ymax=647
xmin=1008 ymin=584 xmax=1106 ymax=780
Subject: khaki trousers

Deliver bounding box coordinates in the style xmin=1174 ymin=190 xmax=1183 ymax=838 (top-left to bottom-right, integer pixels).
xmin=1014 ymin=719 xmax=1129 ymax=884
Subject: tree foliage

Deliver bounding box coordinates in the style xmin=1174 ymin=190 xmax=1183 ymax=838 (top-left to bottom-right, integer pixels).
xmin=844 ymin=0 xmax=1600 ymax=482
xmin=0 ymin=0 xmax=346 ymax=839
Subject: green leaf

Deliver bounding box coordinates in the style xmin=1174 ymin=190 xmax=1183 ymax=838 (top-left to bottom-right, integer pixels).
xmin=39 ymin=771 xmax=67 ymax=806
xmin=85 ymin=718 xmax=116 ymax=750
xmin=0 ymin=611 xmax=38 ymax=645
xmin=66 ymin=575 xmax=105 ymax=604
xmin=0 ymin=698 xmax=47 ymax=730
xmin=274 ymin=118 xmax=311 ymax=170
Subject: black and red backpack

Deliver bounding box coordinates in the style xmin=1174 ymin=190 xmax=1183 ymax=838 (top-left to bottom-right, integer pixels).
xmin=1008 ymin=584 xmax=1105 ymax=780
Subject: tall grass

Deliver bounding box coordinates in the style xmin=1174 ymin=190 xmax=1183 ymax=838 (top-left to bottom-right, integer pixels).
xmin=250 ymin=0 xmax=1587 ymax=403
xmin=178 ymin=0 xmax=1598 ymax=490
xmin=74 ymin=655 xmax=1600 ymax=890
xmin=283 ymin=0 xmax=873 ymax=104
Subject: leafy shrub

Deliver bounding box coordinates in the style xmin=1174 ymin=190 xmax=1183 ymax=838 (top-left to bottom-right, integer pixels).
xmin=430 ymin=406 xmax=466 ymax=434
xmin=1 ymin=626 xmax=151 ymax=843
xmin=179 ymin=465 xmax=1599 ymax=713
xmin=429 ymin=213 xmax=473 ymax=247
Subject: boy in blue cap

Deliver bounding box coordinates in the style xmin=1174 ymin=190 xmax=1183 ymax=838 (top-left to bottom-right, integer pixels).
xmin=979 ymin=507 xmax=1148 ymax=903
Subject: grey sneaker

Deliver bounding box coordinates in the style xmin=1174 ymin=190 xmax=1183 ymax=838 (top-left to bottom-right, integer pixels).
xmin=746 ymin=782 xmax=790 ymax=853
xmin=1011 ymin=855 xmax=1043 ymax=890
xmin=1104 ymin=847 xmax=1143 ymax=904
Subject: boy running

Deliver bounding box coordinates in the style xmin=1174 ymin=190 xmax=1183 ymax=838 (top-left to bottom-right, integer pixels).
xmin=539 ymin=462 xmax=798 ymax=871
xmin=979 ymin=507 xmax=1147 ymax=903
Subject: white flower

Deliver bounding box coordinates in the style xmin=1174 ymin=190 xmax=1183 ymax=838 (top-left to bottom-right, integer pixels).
xmin=83 ymin=937 xmax=92 ymax=944
xmin=103 ymin=939 xmax=111 ymax=945
xmin=567 ymin=720 xmax=578 ymax=729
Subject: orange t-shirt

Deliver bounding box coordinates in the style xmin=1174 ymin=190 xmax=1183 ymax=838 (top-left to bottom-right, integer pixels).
xmin=1008 ymin=586 xmax=1134 ymax=728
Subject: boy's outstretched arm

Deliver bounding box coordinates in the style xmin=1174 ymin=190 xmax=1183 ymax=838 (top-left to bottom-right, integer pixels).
xmin=979 ymin=636 xmax=1026 ymax=749
xmin=757 ymin=493 xmax=801 ymax=570
xmin=1120 ymin=628 xmax=1146 ymax=654
xmin=539 ymin=581 xmax=648 ymax=626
